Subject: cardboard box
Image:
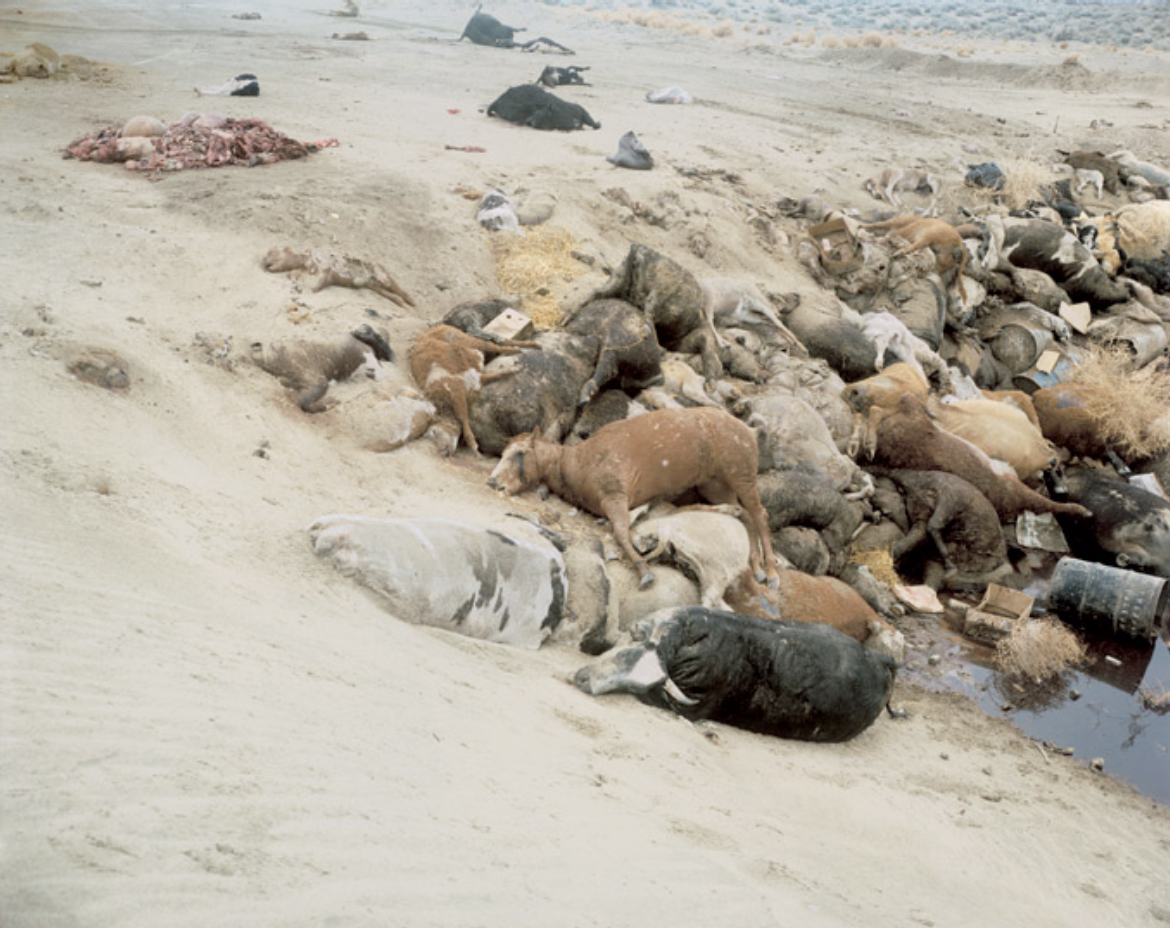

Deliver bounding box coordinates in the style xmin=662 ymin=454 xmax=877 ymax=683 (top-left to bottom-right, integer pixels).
xmin=483 ymin=308 xmax=534 ymax=342
xmin=808 ymin=216 xmax=862 ymax=275
xmin=962 ymin=584 xmax=1034 ymax=644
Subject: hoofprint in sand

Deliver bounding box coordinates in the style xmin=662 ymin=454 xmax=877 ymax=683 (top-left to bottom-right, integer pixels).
xmin=2 ymin=2 xmax=1169 ymax=927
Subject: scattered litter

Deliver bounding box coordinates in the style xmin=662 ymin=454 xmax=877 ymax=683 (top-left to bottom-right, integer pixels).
xmin=646 ymin=86 xmax=692 ymax=104
xmin=329 ymin=0 xmax=359 ymax=15
xmin=964 ymin=585 xmax=1034 ymax=644
xmin=894 ymin=584 xmax=944 ymax=614
xmin=231 ymin=12 xmax=261 ymax=20
xmin=607 ymin=131 xmax=654 ymax=171
xmin=445 ymin=145 xmax=485 ymax=153
xmin=965 ymin=162 xmax=1006 ymax=191
xmin=332 ymin=32 xmax=370 ymax=41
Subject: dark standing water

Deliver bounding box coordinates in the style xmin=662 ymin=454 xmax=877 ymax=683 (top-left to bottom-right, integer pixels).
xmin=900 ymin=613 xmax=1170 ymax=805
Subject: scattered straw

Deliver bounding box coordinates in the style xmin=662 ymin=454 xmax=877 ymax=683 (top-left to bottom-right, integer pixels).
xmin=1068 ymin=345 xmax=1170 ymax=460
xmin=996 ymin=619 xmax=1087 ymax=683
xmin=848 ymin=546 xmax=901 ymax=588
xmin=490 ymin=226 xmax=585 ymax=329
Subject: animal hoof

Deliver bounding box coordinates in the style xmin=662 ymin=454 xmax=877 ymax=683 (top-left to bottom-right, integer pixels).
xmin=638 ymin=571 xmax=656 ymax=590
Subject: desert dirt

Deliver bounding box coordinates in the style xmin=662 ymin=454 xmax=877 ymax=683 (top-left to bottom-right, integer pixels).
xmin=3 ymin=2 xmax=1170 ymax=926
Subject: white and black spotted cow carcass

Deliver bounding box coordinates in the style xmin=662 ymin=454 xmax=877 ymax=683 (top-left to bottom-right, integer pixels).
xmin=309 ymin=514 xmax=616 ymax=652
xmin=575 ymin=606 xmax=901 ymax=742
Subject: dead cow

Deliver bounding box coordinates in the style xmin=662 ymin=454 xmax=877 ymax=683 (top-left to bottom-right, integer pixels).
xmin=575 ymin=607 xmax=900 ymax=742
xmin=308 ymin=515 xmax=601 ymax=649
xmin=585 ymin=244 xmax=723 ymax=381
xmin=488 ymin=85 xmax=600 ymax=131
xmin=870 ymin=394 xmax=1092 ymax=522
xmin=563 ymin=298 xmax=663 ymax=405
xmin=487 ymin=407 xmax=780 ymax=589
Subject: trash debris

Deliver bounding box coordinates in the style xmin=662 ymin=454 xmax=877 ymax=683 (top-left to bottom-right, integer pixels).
xmin=1015 ymin=511 xmax=1070 ymax=553
xmin=332 ymin=32 xmax=370 ymax=41
xmin=964 ymin=584 xmax=1034 ymax=644
xmin=607 ymin=131 xmax=654 ymax=171
xmin=1047 ymin=557 xmax=1168 ymax=640
xmin=646 ymin=86 xmax=692 ymax=104
xmin=965 ymin=162 xmax=1006 ymax=191
xmin=995 ymin=618 xmax=1087 ymax=682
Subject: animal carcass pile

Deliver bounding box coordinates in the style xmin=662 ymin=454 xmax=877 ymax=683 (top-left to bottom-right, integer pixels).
xmin=63 ymin=113 xmax=336 ymax=174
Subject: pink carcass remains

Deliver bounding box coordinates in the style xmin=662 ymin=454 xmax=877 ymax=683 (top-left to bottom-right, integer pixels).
xmin=63 ymin=114 xmax=337 ymax=174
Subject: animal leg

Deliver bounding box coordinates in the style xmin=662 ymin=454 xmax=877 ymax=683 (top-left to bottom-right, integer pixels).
xmin=891 ymin=521 xmax=930 ymax=560
xmin=601 ymin=495 xmax=653 ymax=587
xmin=438 ymin=379 xmax=480 ymax=455
xmin=847 ymin=411 xmax=867 ymax=460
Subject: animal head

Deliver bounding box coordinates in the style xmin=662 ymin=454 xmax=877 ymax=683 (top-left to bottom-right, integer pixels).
xmin=487 ymin=429 xmax=543 ymax=494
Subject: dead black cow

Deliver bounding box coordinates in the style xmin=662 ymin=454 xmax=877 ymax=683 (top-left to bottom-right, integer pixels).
xmin=575 ymin=607 xmax=900 ymax=742
xmin=460 ymin=7 xmax=524 ymax=47
xmin=488 ymin=85 xmax=600 ymax=132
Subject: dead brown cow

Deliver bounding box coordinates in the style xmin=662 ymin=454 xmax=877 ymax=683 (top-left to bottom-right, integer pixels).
xmin=870 ymin=393 xmax=1091 ymax=522
xmin=487 ymin=406 xmax=780 ymax=588
xmin=842 ymin=362 xmax=930 ymax=460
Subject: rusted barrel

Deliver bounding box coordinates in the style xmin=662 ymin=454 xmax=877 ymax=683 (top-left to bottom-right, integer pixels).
xmin=1047 ymin=557 xmax=1169 ymax=640
xmin=1012 ymin=345 xmax=1087 ymax=394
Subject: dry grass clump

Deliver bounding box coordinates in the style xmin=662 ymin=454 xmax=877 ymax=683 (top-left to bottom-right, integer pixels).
xmin=821 ymin=35 xmax=841 ymax=48
xmin=712 ymin=21 xmax=733 ymax=38
xmin=1068 ymin=346 xmax=1170 ymax=459
xmin=861 ymin=32 xmax=883 ymax=47
xmin=996 ymin=619 xmax=1087 ymax=682
xmin=491 ymin=226 xmax=584 ymax=329
xmin=848 ymin=547 xmax=901 ymax=588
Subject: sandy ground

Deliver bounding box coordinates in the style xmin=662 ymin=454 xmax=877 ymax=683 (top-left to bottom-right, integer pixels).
xmin=3 ymin=2 xmax=1170 ymax=926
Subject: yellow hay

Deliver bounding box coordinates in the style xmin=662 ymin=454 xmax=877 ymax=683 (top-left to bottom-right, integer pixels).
xmin=1068 ymin=345 xmax=1170 ymax=459
xmin=490 ymin=226 xmax=585 ymax=329
xmin=996 ymin=619 xmax=1087 ymax=682
xmin=848 ymin=546 xmax=902 ymax=588
xmin=950 ymin=156 xmax=1057 ymax=212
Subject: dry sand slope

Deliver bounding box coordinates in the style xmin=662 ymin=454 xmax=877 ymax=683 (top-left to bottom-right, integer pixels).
xmin=2 ymin=2 xmax=1170 ymax=926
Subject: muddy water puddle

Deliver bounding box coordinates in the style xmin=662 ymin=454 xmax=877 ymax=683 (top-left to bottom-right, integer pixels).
xmin=899 ymin=610 xmax=1170 ymax=805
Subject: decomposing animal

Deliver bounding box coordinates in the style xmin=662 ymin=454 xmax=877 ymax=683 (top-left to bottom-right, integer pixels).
xmin=409 ymin=324 xmax=528 ymax=455
xmin=487 ymin=407 xmax=780 ymax=589
xmin=1109 ymin=150 xmax=1170 ymax=188
xmin=471 ymin=330 xmax=599 ymax=456
xmin=842 ymin=362 xmax=930 ymax=460
xmin=584 ymin=244 xmax=722 ymax=380
xmin=251 ymin=325 xmax=393 ymax=412
xmin=1032 ymin=382 xmax=1113 ymax=463
xmin=998 ymin=218 xmax=1128 ymax=309
xmin=1086 ymin=201 xmax=1170 ymax=276
xmin=699 ymin=277 xmax=805 ymax=354
xmin=749 ymin=392 xmax=861 ymax=492
xmin=262 ymin=246 xmax=414 ymax=308
xmin=477 ymin=189 xmax=521 ymax=233
xmin=460 ymin=7 xmax=525 ymax=47
xmin=440 ymin=298 xmax=518 ymax=345
xmin=757 ymin=471 xmax=865 ymax=574
xmin=873 ymin=468 xmax=1012 ymax=591
xmin=487 ymin=85 xmax=600 ymax=131
xmin=859 ymin=311 xmax=951 ymax=389
xmin=1060 ymin=150 xmax=1122 ymax=196
xmin=574 ymin=607 xmax=900 ymax=742
xmin=1054 ymin=468 xmax=1170 ymax=578
xmin=567 ymin=390 xmax=648 ymax=445
xmin=929 ymin=395 xmax=1059 ymax=483
xmin=631 ymin=504 xmax=758 ymax=610
xmin=195 ymin=73 xmax=260 ymax=97
xmin=537 ymin=65 xmax=590 ymax=87
xmin=1075 ymin=168 xmax=1104 ymax=200
xmin=460 ymin=6 xmax=574 ymax=52
xmin=724 ymin=570 xmax=905 ymax=662
xmin=563 ymin=298 xmax=662 ymax=406
xmin=864 ymin=167 xmax=941 ymax=212
xmin=309 ymin=514 xmax=616 ymax=650
xmin=870 ymin=394 xmax=1092 ymax=522
xmin=866 ymin=215 xmax=968 ymax=302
